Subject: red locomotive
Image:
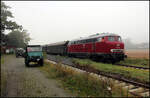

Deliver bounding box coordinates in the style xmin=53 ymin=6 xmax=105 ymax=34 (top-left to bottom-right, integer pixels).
xmin=44 ymin=33 xmax=126 ymax=63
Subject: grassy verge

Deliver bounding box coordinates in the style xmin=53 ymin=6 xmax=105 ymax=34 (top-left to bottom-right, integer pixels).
xmin=40 ymin=60 xmax=133 ymax=97
xmin=1 ymin=55 xmax=5 ymax=64
xmin=118 ymin=58 xmax=149 ymax=68
xmin=1 ymin=55 xmax=6 ymax=95
xmin=73 ymin=58 xmax=149 ymax=85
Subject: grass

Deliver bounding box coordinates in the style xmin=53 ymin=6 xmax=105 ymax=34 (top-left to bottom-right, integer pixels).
xmin=40 ymin=60 xmax=133 ymax=97
xmin=73 ymin=58 xmax=149 ymax=85
xmin=1 ymin=55 xmax=5 ymax=64
xmin=118 ymin=58 xmax=149 ymax=68
xmin=43 ymin=52 xmax=47 ymax=59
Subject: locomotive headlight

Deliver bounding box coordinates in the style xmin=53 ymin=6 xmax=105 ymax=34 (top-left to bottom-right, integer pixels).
xmin=110 ymin=49 xmax=113 ymax=52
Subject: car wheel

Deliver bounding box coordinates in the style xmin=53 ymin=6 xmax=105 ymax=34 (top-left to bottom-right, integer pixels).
xmin=25 ymin=60 xmax=30 ymax=67
xmin=40 ymin=59 xmax=43 ymax=66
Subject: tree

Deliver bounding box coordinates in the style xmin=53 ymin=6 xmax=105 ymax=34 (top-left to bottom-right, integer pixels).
xmin=1 ymin=2 xmax=22 ymax=33
xmin=7 ymin=30 xmax=31 ymax=48
xmin=1 ymin=2 xmax=22 ymax=46
xmin=22 ymin=30 xmax=31 ymax=46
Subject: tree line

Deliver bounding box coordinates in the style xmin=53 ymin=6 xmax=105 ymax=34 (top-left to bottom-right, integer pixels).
xmin=1 ymin=2 xmax=31 ymax=48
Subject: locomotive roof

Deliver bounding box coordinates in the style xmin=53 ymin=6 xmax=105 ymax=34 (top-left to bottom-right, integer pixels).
xmin=70 ymin=33 xmax=120 ymax=42
xmin=47 ymin=41 xmax=68 ymax=46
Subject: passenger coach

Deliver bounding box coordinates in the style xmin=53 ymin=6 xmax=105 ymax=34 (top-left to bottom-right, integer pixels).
xmin=46 ymin=41 xmax=69 ymax=55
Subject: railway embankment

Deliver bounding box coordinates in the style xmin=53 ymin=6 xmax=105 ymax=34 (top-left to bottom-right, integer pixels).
xmin=73 ymin=58 xmax=149 ymax=86
xmin=46 ymin=54 xmax=149 ymax=86
xmin=45 ymin=54 xmax=149 ymax=97
xmin=40 ymin=59 xmax=133 ymax=97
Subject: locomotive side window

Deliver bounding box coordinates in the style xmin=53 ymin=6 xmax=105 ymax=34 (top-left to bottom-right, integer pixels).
xmin=92 ymin=38 xmax=97 ymax=42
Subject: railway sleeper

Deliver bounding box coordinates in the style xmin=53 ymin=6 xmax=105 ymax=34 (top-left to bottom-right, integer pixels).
xmin=140 ymin=91 xmax=150 ymax=97
xmin=129 ymin=87 xmax=144 ymax=93
xmin=117 ymin=82 xmax=126 ymax=87
xmin=122 ymin=84 xmax=134 ymax=90
xmin=114 ymin=80 xmax=120 ymax=84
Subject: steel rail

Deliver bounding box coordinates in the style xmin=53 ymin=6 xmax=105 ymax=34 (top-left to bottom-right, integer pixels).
xmin=115 ymin=64 xmax=149 ymax=70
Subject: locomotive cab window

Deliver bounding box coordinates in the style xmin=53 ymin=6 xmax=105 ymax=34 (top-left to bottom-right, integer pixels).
xmin=107 ymin=36 xmax=115 ymax=41
xmin=118 ymin=36 xmax=122 ymax=42
xmin=107 ymin=36 xmax=122 ymax=42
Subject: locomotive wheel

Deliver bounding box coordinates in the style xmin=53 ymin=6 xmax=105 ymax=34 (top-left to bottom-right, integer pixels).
xmin=111 ymin=59 xmax=117 ymax=64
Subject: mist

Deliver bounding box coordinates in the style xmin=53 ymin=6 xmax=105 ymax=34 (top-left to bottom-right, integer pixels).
xmin=4 ymin=1 xmax=149 ymax=46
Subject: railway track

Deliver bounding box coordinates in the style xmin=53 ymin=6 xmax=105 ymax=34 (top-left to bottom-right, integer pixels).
xmin=114 ymin=63 xmax=149 ymax=70
xmin=46 ymin=56 xmax=149 ymax=97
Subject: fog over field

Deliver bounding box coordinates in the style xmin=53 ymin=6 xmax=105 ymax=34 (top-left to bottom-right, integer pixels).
xmin=4 ymin=1 xmax=149 ymax=46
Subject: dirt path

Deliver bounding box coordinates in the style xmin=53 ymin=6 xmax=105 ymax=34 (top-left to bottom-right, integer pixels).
xmin=1 ymin=55 xmax=74 ymax=97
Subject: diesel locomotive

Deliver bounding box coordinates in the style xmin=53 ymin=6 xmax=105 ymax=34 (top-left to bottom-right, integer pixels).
xmin=43 ymin=33 xmax=126 ymax=63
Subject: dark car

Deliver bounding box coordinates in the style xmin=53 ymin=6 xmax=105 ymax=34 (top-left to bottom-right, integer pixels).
xmin=15 ymin=48 xmax=25 ymax=58
xmin=24 ymin=45 xmax=44 ymax=67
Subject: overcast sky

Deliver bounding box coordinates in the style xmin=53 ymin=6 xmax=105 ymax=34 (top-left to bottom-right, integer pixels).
xmin=4 ymin=1 xmax=149 ymax=45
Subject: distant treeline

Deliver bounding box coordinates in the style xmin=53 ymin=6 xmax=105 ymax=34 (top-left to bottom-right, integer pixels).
xmin=123 ymin=38 xmax=149 ymax=49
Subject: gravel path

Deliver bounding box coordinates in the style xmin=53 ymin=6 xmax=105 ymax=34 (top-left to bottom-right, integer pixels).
xmin=1 ymin=55 xmax=74 ymax=97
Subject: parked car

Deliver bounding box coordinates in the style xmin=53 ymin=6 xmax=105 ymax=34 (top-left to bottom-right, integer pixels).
xmin=15 ymin=48 xmax=25 ymax=57
xmin=24 ymin=45 xmax=44 ymax=67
